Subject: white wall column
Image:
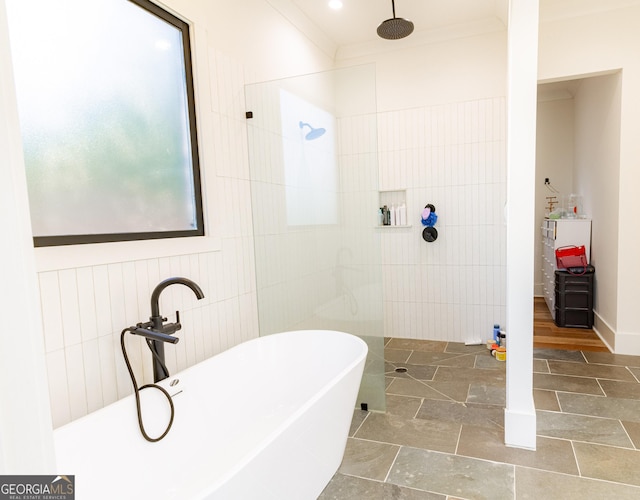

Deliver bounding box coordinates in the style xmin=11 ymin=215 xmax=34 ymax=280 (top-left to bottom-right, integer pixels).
xmin=504 ymin=0 xmax=539 ymax=449
xmin=0 ymin=0 xmax=55 ymax=472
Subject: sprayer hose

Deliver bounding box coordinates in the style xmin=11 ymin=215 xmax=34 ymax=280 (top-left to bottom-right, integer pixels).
xmin=120 ymin=329 xmax=175 ymax=442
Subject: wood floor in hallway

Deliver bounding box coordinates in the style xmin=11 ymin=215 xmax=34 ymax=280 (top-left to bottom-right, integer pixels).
xmin=533 ymin=296 xmax=609 ymax=352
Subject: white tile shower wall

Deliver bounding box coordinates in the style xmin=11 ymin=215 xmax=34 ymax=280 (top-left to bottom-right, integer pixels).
xmin=246 ymin=76 xmax=382 ymax=337
xmin=41 ymin=49 xmax=259 ymax=428
xmin=377 ymin=98 xmax=507 ymax=342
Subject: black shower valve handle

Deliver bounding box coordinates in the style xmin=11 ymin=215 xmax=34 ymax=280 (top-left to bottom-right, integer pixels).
xmin=174 ymin=310 xmax=182 ymax=332
xmin=158 ymin=311 xmax=182 ymax=336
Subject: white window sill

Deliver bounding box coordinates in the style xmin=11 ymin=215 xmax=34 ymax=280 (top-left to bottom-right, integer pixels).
xmin=35 ymin=235 xmax=222 ymax=272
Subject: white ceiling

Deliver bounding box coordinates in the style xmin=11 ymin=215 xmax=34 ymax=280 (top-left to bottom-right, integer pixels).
xmin=289 ymin=0 xmax=507 ymax=48
xmin=266 ymin=0 xmax=640 ymax=59
xmin=266 ymin=0 xmax=508 ymax=58
xmin=538 ymin=79 xmax=583 ymax=102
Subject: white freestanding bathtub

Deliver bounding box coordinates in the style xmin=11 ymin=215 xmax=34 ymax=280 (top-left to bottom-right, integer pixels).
xmin=54 ymin=330 xmax=367 ymax=500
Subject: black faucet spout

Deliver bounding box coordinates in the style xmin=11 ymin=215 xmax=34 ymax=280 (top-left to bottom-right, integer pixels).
xmin=146 ymin=277 xmax=205 ymax=382
xmin=150 ymin=277 xmax=205 ymax=321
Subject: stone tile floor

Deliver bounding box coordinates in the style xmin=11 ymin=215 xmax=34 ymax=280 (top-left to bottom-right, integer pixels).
xmin=319 ymin=338 xmax=640 ymax=499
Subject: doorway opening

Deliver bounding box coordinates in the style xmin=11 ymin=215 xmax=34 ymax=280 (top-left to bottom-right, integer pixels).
xmin=533 ymin=72 xmax=621 ymax=352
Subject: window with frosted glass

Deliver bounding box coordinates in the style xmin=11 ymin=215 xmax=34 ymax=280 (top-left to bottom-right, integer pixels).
xmin=7 ymin=0 xmax=204 ymax=246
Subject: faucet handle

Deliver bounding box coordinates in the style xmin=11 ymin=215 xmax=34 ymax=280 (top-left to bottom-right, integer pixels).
xmin=157 ymin=311 xmax=182 ymax=335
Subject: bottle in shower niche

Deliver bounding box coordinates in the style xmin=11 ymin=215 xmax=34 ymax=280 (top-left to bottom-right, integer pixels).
xmin=390 ymin=204 xmax=397 ymax=226
xmin=378 ymin=208 xmax=384 ymax=226
xmin=382 ymin=205 xmax=390 ymax=225
xmin=398 ymin=203 xmax=407 ymax=226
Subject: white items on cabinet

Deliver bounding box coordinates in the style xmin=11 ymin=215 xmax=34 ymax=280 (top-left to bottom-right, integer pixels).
xmin=541 ymin=218 xmax=591 ymax=318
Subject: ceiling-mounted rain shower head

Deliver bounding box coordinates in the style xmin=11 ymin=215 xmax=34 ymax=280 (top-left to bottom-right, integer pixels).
xmin=377 ymin=0 xmax=414 ymax=40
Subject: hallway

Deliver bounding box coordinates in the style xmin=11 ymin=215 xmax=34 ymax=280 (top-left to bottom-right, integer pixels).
xmin=533 ymin=297 xmax=608 ymax=352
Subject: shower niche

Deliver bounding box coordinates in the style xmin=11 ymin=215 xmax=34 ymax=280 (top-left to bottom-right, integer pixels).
xmin=378 ymin=189 xmax=410 ymax=227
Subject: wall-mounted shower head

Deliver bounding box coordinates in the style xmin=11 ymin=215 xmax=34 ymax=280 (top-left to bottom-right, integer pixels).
xmin=377 ymin=0 xmax=414 ymax=40
xmin=299 ymin=121 xmax=326 ymax=141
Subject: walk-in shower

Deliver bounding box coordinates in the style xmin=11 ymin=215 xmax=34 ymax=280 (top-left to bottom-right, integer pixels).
xmin=245 ymin=64 xmax=385 ymax=411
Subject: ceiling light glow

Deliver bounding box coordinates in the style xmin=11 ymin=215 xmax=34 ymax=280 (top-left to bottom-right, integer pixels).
xmin=328 ymin=0 xmax=343 ymax=10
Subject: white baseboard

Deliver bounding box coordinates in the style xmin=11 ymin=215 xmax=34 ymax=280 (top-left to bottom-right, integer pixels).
xmin=504 ymin=408 xmax=536 ymax=450
xmin=594 ymin=312 xmax=640 ymax=355
xmin=611 ymin=331 xmax=640 ymax=355
xmin=593 ymin=311 xmax=615 ymax=352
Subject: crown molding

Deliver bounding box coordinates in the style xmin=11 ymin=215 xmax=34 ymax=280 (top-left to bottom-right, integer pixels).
xmin=265 ymin=0 xmax=338 ymax=59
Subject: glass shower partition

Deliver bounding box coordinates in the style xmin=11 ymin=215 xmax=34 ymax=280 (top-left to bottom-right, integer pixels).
xmin=245 ymin=65 xmax=385 ymax=411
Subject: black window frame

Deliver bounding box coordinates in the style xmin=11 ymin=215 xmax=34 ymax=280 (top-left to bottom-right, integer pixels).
xmin=33 ymin=0 xmax=204 ymax=247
